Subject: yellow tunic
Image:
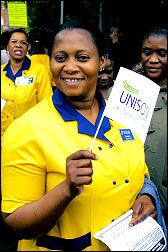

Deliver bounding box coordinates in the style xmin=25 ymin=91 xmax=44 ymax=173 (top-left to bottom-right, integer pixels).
xmin=1 ymin=57 xmax=53 ymax=136
xmin=29 ymin=54 xmax=56 ymax=87
xmin=1 ymin=89 xmax=149 ymax=251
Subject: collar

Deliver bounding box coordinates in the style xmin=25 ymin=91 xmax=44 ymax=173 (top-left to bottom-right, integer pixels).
xmin=52 ymin=88 xmax=111 ymax=142
xmin=3 ymin=56 xmax=31 ymax=82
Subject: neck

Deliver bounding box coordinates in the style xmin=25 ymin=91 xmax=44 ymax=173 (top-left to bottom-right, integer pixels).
xmin=101 ymin=89 xmax=109 ymax=100
xmin=10 ymin=58 xmax=24 ymax=75
xmin=78 ymin=98 xmax=99 ymax=126
xmin=66 ymin=96 xmax=99 ymax=126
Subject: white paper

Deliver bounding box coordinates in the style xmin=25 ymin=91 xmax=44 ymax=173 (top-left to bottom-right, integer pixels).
xmin=104 ymin=67 xmax=160 ymax=144
xmin=93 ymin=209 xmax=166 ymax=251
xmin=1 ymin=98 xmax=6 ymax=112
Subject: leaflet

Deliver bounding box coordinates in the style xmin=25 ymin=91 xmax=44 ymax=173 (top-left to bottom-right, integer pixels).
xmin=93 ymin=209 xmax=166 ymax=251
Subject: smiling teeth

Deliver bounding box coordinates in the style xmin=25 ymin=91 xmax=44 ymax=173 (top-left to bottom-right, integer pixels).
xmin=64 ymin=79 xmax=81 ymax=82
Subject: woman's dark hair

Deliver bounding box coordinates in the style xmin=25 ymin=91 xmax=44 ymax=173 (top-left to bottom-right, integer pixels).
xmin=48 ymin=18 xmax=105 ymax=58
xmin=142 ymin=26 xmax=167 ymax=42
xmin=7 ymin=29 xmax=28 ymax=44
xmin=28 ymin=27 xmax=48 ymax=54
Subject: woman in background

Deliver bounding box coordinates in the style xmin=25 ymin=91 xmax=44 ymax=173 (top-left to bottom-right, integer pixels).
xmin=97 ymin=51 xmax=114 ymax=99
xmin=28 ymin=27 xmax=56 ymax=92
xmin=1 ymin=28 xmax=53 ymax=136
xmin=141 ymin=26 xmax=167 ymax=227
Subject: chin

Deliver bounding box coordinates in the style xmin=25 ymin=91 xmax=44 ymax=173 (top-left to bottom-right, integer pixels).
xmin=63 ymin=90 xmax=82 ymax=99
xmin=146 ymin=71 xmax=160 ymax=80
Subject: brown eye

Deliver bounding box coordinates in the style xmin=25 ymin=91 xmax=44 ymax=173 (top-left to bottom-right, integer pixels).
xmin=21 ymin=41 xmax=28 ymax=46
xmin=143 ymin=50 xmax=152 ymax=56
xmin=9 ymin=39 xmax=17 ymax=45
xmin=77 ymin=55 xmax=90 ymax=61
xmin=55 ymin=55 xmax=66 ymax=62
xmin=158 ymin=50 xmax=167 ymax=57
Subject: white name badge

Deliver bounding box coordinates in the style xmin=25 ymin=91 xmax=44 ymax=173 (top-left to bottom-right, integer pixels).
xmin=15 ymin=77 xmax=29 ymax=86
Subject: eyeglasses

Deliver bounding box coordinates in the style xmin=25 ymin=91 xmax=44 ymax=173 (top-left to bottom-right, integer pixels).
xmin=9 ymin=39 xmax=28 ymax=46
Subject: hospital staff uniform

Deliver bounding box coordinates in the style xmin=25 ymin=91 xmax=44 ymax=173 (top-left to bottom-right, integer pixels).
xmin=1 ymin=88 xmax=149 ymax=251
xmin=29 ymin=52 xmax=56 ymax=88
xmin=1 ymin=56 xmax=53 ymax=136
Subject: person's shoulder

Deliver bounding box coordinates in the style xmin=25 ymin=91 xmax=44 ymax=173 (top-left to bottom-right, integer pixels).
xmin=23 ymin=95 xmax=54 ymax=118
xmin=29 ymin=54 xmax=49 ymax=61
xmin=21 ymin=96 xmax=52 ymax=121
xmin=1 ymin=62 xmax=8 ymax=71
xmin=4 ymin=96 xmax=63 ymax=144
xmin=29 ymin=58 xmax=48 ymax=71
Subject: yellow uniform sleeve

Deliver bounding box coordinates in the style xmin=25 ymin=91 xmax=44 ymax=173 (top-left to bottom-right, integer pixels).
xmin=1 ymin=117 xmax=47 ymax=213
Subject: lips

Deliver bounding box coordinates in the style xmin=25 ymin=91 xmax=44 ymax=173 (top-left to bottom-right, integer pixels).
xmin=99 ymin=80 xmax=109 ymax=85
xmin=14 ymin=50 xmax=23 ymax=56
xmin=147 ymin=67 xmax=161 ymax=73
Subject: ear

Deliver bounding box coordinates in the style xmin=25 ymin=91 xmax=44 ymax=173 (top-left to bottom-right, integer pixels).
xmin=99 ymin=54 xmax=106 ymax=70
xmin=28 ymin=44 xmax=31 ymax=51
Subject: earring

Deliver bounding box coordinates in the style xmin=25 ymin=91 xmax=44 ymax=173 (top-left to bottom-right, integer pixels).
xmin=99 ymin=68 xmax=104 ymax=72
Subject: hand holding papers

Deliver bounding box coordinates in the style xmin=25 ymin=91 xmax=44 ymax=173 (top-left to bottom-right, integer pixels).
xmin=90 ymin=67 xmax=160 ymax=150
xmin=93 ymin=209 xmax=167 ymax=251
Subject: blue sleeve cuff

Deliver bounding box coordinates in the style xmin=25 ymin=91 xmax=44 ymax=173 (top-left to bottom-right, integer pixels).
xmin=138 ymin=175 xmax=167 ymax=249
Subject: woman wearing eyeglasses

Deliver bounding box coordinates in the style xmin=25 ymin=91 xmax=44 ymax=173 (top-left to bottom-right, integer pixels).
xmin=1 ymin=29 xmax=53 ymax=136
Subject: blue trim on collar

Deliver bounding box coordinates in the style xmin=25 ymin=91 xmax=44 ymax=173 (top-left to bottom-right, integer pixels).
xmin=52 ymin=88 xmax=111 ymax=141
xmin=3 ymin=56 xmax=31 ymax=82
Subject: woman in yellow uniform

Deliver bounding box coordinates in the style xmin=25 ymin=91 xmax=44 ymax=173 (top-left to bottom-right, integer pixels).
xmin=1 ymin=28 xmax=53 ymax=136
xmin=28 ymin=27 xmax=56 ymax=92
xmin=1 ymin=20 xmax=166 ymax=251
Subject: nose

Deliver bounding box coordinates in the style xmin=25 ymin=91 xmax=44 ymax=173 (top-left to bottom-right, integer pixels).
xmin=101 ymin=73 xmax=108 ymax=80
xmin=110 ymin=31 xmax=117 ymax=38
xmin=149 ymin=53 xmax=159 ymax=63
xmin=110 ymin=32 xmax=114 ymax=38
xmin=15 ymin=41 xmax=22 ymax=47
xmin=63 ymin=59 xmax=79 ymax=73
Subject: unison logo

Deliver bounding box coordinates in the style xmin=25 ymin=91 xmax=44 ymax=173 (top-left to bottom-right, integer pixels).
xmin=120 ymin=80 xmax=150 ymax=120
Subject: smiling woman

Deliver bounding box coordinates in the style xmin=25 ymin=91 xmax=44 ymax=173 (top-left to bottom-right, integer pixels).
xmin=140 ymin=26 xmax=167 ymax=227
xmin=1 ymin=28 xmax=53 ymax=136
xmin=141 ymin=27 xmax=167 ymax=87
xmin=1 ymin=20 xmax=166 ymax=251
xmin=50 ymin=28 xmax=104 ymax=122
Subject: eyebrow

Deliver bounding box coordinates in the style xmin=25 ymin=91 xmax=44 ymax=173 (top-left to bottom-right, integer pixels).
xmin=143 ymin=47 xmax=167 ymax=51
xmin=54 ymin=49 xmax=91 ymax=54
xmin=76 ymin=49 xmax=90 ymax=53
xmin=10 ymin=39 xmax=27 ymax=42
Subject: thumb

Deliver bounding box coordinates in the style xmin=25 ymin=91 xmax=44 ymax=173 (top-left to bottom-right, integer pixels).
xmin=86 ymin=147 xmax=91 ymax=152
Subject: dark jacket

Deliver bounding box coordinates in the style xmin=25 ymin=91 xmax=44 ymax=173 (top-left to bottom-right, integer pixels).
xmin=144 ymin=87 xmax=167 ymax=226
